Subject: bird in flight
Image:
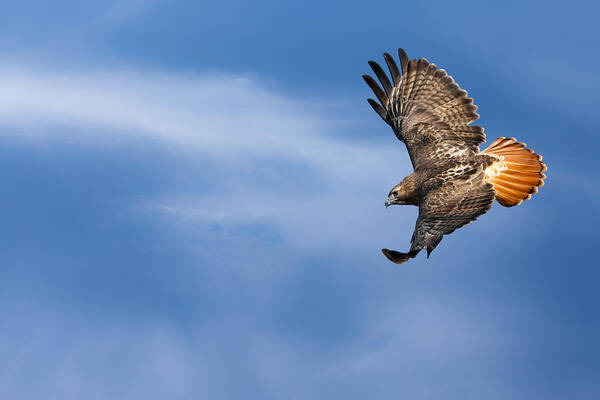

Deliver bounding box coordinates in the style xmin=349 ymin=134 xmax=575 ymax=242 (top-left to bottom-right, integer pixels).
xmin=363 ymin=48 xmax=547 ymax=264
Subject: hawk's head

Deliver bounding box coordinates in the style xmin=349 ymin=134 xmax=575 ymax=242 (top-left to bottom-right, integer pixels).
xmin=386 ymin=174 xmax=418 ymax=207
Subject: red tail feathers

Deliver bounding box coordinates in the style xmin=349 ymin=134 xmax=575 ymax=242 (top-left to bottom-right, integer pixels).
xmin=483 ymin=137 xmax=547 ymax=207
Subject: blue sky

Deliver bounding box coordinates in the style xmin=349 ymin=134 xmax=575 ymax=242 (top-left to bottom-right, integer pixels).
xmin=1 ymin=1 xmax=599 ymax=399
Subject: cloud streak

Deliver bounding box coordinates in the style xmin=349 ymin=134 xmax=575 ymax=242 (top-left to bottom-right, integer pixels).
xmin=0 ymin=66 xmax=399 ymax=180
xmin=0 ymin=64 xmax=414 ymax=262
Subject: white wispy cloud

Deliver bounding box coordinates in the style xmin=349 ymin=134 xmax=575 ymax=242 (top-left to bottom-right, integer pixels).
xmin=0 ymin=64 xmax=415 ymax=257
xmin=0 ymin=66 xmax=399 ymax=179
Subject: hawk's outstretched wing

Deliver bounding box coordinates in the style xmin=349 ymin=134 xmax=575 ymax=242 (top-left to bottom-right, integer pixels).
xmin=363 ymin=49 xmax=485 ymax=169
xmin=382 ymin=165 xmax=495 ymax=264
xmin=411 ymin=168 xmax=495 ymax=254
xmin=364 ymin=49 xmax=496 ymax=263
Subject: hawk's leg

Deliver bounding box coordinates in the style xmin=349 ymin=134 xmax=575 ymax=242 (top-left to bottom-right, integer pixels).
xmin=381 ymin=248 xmax=421 ymax=264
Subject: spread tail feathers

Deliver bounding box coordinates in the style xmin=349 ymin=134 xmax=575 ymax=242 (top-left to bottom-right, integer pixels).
xmin=483 ymin=137 xmax=547 ymax=207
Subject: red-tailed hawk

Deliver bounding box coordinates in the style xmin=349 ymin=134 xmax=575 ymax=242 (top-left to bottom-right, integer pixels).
xmin=363 ymin=49 xmax=547 ymax=264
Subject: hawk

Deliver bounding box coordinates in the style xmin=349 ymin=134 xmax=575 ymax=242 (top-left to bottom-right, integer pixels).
xmin=363 ymin=48 xmax=547 ymax=264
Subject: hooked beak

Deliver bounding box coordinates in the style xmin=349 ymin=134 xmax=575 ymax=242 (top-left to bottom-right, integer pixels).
xmin=385 ymin=197 xmax=393 ymax=208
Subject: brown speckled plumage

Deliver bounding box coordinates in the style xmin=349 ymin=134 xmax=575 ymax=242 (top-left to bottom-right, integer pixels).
xmin=365 ymin=49 xmax=547 ymax=264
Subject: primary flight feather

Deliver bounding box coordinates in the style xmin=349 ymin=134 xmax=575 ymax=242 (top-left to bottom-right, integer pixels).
xmin=363 ymin=49 xmax=547 ymax=264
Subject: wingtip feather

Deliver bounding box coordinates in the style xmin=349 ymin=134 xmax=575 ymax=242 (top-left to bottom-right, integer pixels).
xmin=383 ymin=52 xmax=401 ymax=85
